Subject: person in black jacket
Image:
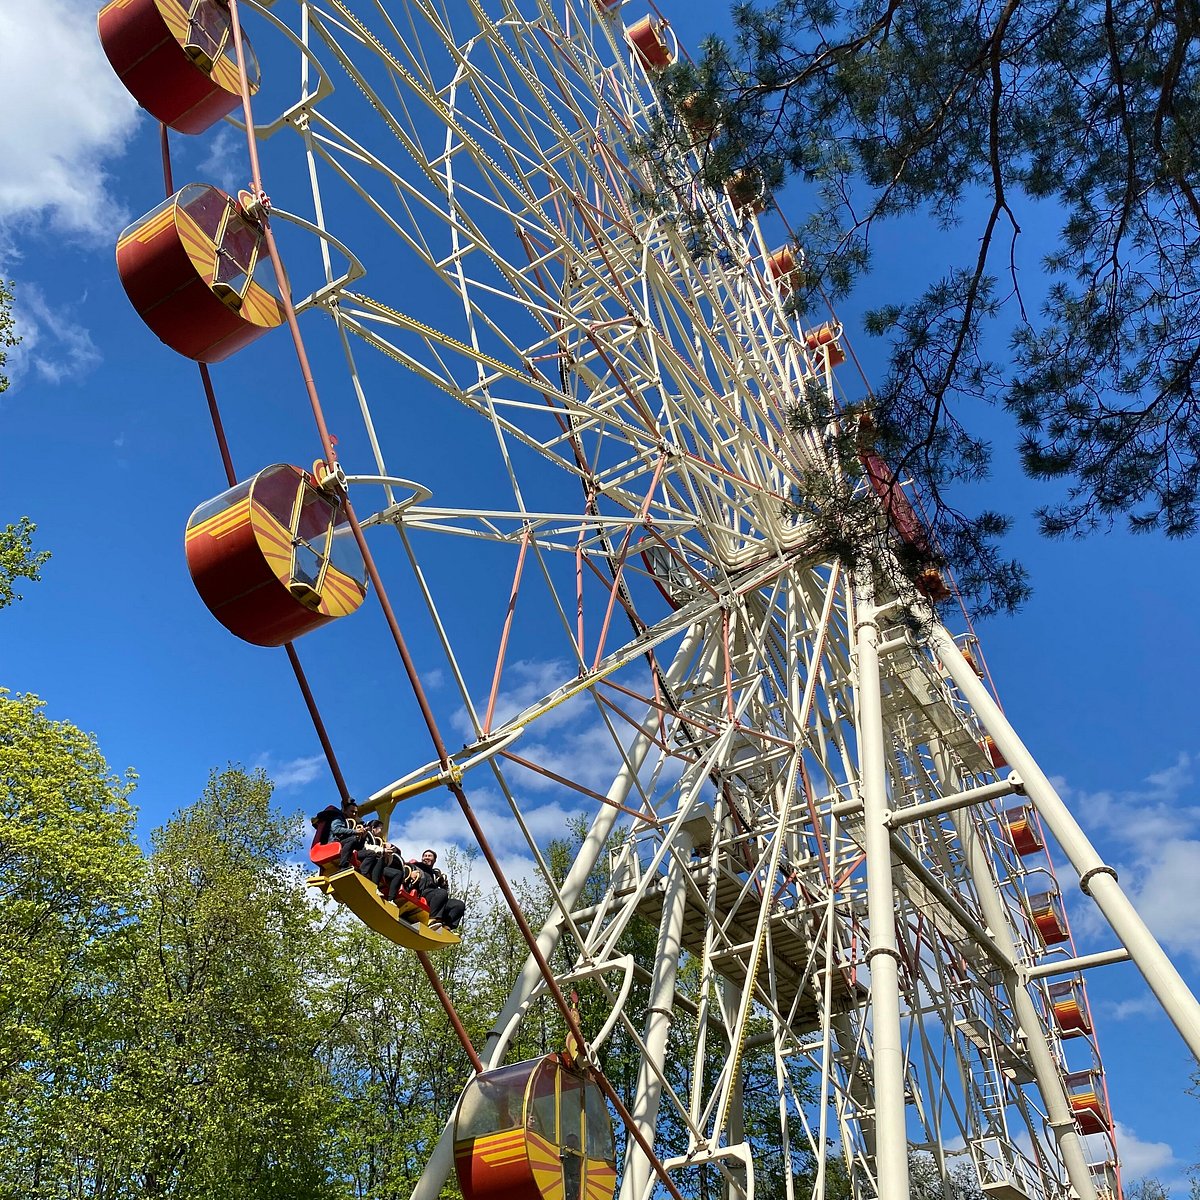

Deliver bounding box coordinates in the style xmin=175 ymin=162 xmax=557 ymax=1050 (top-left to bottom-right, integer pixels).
xmin=407 ymin=849 xmax=466 ymax=930
xmin=330 ymin=800 xmax=367 ymax=869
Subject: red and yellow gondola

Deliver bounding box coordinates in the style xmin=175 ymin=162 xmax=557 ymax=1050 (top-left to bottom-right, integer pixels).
xmin=117 ymin=183 xmax=283 ymax=362
xmin=99 ymin=0 xmax=261 ymax=135
xmin=185 ymin=463 xmax=368 ymax=646
xmin=455 ymin=1055 xmax=617 ymax=1200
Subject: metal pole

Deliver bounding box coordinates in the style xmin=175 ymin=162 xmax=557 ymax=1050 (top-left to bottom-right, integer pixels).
xmin=932 ymin=626 xmax=1200 ymax=1064
xmin=619 ymin=828 xmax=694 ymax=1200
xmin=853 ymin=580 xmax=911 ymax=1200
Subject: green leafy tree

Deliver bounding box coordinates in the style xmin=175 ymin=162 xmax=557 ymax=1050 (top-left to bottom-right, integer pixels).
xmin=0 ymin=285 xmax=49 ymax=608
xmin=102 ymin=767 xmax=340 ymax=1200
xmin=1 ymin=278 xmax=17 ymax=394
xmin=1125 ymin=1180 xmax=1171 ymax=1200
xmin=0 ymin=515 xmax=50 ymax=609
xmin=656 ymin=0 xmax=1199 ymax=612
xmin=0 ymin=690 xmax=141 ymax=1198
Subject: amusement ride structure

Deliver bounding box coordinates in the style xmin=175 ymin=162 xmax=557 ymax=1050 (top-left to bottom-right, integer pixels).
xmin=97 ymin=2 xmax=1200 ymax=1200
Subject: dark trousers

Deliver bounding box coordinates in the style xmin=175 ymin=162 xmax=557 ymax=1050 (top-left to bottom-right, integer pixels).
xmin=423 ymin=887 xmax=466 ymax=929
xmin=358 ymin=850 xmax=392 ymax=884
xmin=382 ymin=864 xmax=418 ymax=903
xmin=336 ymin=832 xmax=367 ymax=869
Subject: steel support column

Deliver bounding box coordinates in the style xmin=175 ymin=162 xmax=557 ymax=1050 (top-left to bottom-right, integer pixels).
xmin=620 ymin=828 xmax=695 ymax=1200
xmin=933 ymin=626 xmax=1200 ymax=1064
xmin=854 ymin=584 xmax=911 ymax=1200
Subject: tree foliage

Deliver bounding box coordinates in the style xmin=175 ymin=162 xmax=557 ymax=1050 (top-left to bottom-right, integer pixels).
xmin=0 ymin=278 xmax=17 ymax=395
xmin=102 ymin=768 xmax=338 ymax=1200
xmin=653 ymin=0 xmax=1200 ymax=611
xmin=0 ymin=515 xmax=50 ymax=609
xmin=0 ymin=691 xmax=141 ymax=1199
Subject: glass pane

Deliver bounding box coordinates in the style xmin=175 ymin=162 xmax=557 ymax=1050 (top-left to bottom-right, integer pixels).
xmin=252 ymin=464 xmax=300 ymax=527
xmin=121 ymin=195 xmax=175 ymax=243
xmin=296 ymin=487 xmax=336 ymax=542
xmin=327 ymin=523 xmax=367 ymax=585
xmin=584 ymin=1085 xmax=614 ymax=1161
xmin=559 ymin=1075 xmax=584 ymax=1147
xmin=528 ymin=1060 xmax=557 ymax=1140
xmin=178 ymin=185 xmax=228 ymax=240
xmin=188 ymin=478 xmax=252 ymax=531
xmin=292 ymin=543 xmax=322 ymax=591
xmin=457 ymin=1062 xmax=533 ymax=1139
xmin=214 ymin=220 xmax=261 ymax=300
xmin=185 ymin=0 xmax=230 ymax=65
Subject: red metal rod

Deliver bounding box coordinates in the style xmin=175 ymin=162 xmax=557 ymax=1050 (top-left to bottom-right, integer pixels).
xmin=222 ymin=0 xmax=485 ymax=1081
xmin=159 ymin=123 xmax=174 ymax=194
xmin=416 ymin=951 xmax=483 ymax=1074
xmin=484 ymin=527 xmax=531 ymax=737
xmin=283 ymin=644 xmax=350 ymax=806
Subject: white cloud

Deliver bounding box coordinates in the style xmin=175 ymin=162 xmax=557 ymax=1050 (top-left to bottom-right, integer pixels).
xmin=1063 ymin=755 xmax=1200 ymax=961
xmin=1099 ymin=994 xmax=1161 ymax=1022
xmin=6 ymin=284 xmax=102 ymax=388
xmin=257 ymin=752 xmax=328 ymax=790
xmin=0 ymin=1 xmax=138 ymax=240
xmin=1084 ymin=1122 xmax=1176 ymax=1177
xmin=1117 ymin=839 xmax=1200 ymax=959
xmin=453 ymin=657 xmax=589 ymax=740
xmin=196 ymin=126 xmax=246 ymax=196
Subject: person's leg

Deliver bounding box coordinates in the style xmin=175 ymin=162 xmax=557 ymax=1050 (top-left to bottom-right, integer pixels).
xmin=382 ymin=864 xmax=406 ymax=902
xmin=360 ymin=851 xmax=387 ymax=884
xmin=337 ymin=832 xmax=364 ymax=869
xmin=423 ymin=885 xmax=449 ymax=922
xmin=441 ymin=897 xmax=466 ymax=930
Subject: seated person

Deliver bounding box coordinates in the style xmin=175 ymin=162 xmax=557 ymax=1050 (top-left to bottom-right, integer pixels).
xmin=329 ymin=799 xmax=366 ymax=869
xmin=407 ymin=848 xmax=466 ymax=931
xmin=358 ymin=821 xmax=403 ymax=886
xmin=381 ymin=857 xmax=422 ymax=907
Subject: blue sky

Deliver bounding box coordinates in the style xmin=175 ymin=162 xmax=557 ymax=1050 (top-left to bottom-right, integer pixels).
xmin=1 ymin=0 xmax=1198 ymax=1186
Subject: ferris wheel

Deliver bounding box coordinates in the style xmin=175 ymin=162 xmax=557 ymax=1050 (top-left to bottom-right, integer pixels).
xmin=98 ymin=3 xmax=1200 ymax=1200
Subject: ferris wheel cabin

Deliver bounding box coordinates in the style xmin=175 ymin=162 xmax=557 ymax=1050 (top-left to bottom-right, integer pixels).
xmin=116 ymin=183 xmax=284 ymax=362
xmin=185 ymin=463 xmax=368 ymax=646
xmin=98 ymin=0 xmax=261 ymax=135
xmin=454 ymin=1056 xmax=617 ymax=1200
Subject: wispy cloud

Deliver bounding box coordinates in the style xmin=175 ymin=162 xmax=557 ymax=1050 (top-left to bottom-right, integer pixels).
xmin=0 ymin=1 xmax=138 ymax=241
xmin=1099 ymin=994 xmax=1162 ymax=1022
xmin=452 ymin=657 xmax=589 ymax=741
xmin=256 ymin=752 xmax=329 ymax=791
xmin=196 ymin=127 xmax=246 ymax=196
xmin=6 ymin=284 xmax=103 ymax=389
xmin=1063 ymin=755 xmax=1200 ymax=961
xmin=1084 ymin=1122 xmax=1176 ymax=1178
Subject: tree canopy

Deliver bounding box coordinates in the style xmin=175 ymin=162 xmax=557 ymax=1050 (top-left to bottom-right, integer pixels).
xmin=656 ymin=0 xmax=1199 ymax=612
xmin=0 ymin=285 xmax=48 ymax=607
xmin=0 ymin=278 xmax=16 ymax=395
xmin=0 ymin=515 xmax=49 ymax=609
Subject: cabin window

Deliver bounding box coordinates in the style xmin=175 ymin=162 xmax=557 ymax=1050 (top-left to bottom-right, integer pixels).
xmin=585 ymin=1085 xmax=614 ymax=1160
